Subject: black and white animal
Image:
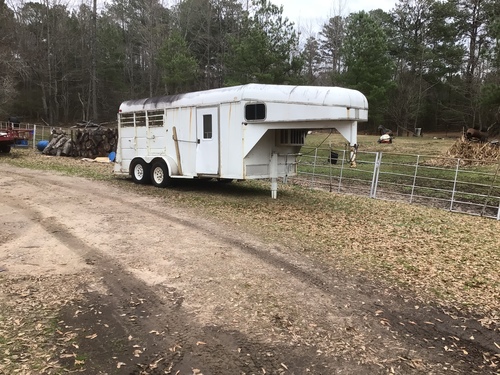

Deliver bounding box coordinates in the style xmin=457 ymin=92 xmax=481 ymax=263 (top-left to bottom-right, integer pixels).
xmin=378 ymin=125 xmax=393 ymax=137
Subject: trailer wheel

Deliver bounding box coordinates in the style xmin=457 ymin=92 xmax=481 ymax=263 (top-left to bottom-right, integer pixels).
xmin=130 ymin=159 xmax=151 ymax=184
xmin=0 ymin=145 xmax=11 ymax=153
xmin=151 ymin=160 xmax=171 ymax=188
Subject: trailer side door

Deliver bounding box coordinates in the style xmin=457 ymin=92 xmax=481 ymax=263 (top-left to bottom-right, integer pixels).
xmin=196 ymin=107 xmax=219 ymax=175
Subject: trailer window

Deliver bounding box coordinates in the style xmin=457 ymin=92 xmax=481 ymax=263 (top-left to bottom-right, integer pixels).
xmin=203 ymin=114 xmax=212 ymax=139
xmin=245 ymin=103 xmax=266 ymax=121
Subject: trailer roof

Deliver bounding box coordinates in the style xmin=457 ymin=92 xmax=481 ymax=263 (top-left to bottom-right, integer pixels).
xmin=119 ymin=84 xmax=368 ymax=113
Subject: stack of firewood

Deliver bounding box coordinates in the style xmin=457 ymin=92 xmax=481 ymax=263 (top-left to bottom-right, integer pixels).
xmin=42 ymin=126 xmax=118 ymax=158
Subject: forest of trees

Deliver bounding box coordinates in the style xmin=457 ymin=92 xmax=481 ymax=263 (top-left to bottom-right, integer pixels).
xmin=0 ymin=0 xmax=499 ymax=135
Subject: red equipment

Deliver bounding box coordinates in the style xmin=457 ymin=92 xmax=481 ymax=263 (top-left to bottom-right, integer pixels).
xmin=0 ymin=128 xmax=31 ymax=153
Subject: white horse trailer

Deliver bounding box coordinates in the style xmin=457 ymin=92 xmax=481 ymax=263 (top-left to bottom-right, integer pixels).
xmin=114 ymin=84 xmax=368 ymax=198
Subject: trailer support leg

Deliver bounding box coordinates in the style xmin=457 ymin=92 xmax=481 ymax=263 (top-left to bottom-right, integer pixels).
xmin=271 ymin=178 xmax=277 ymax=199
xmin=270 ymin=152 xmax=278 ymax=199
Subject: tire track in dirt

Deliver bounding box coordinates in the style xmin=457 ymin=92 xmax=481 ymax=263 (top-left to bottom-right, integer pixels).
xmin=1 ymin=165 xmax=498 ymax=374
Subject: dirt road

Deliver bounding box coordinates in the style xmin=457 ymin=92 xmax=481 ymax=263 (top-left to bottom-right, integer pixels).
xmin=0 ymin=164 xmax=498 ymax=374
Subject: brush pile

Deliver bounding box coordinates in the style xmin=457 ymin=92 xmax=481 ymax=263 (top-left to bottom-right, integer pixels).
xmin=440 ymin=135 xmax=500 ymax=166
xmin=42 ymin=126 xmax=118 ymax=158
xmin=422 ymin=135 xmax=499 ymax=168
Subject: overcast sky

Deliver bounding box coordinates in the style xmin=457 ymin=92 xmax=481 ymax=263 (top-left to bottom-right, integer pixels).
xmin=276 ymin=0 xmax=397 ymax=33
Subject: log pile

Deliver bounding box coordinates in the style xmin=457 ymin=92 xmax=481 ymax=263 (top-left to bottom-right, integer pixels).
xmin=42 ymin=126 xmax=118 ymax=158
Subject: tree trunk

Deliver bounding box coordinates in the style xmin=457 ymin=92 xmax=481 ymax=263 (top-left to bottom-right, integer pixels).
xmin=91 ymin=0 xmax=98 ymax=121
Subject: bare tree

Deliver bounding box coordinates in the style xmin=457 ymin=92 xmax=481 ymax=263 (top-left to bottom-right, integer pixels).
xmin=91 ymin=0 xmax=98 ymax=120
xmin=0 ymin=0 xmax=19 ymax=116
xmin=318 ymin=0 xmax=348 ymax=84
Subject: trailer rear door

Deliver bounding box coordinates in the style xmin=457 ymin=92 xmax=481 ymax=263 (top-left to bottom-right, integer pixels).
xmin=196 ymin=107 xmax=219 ymax=175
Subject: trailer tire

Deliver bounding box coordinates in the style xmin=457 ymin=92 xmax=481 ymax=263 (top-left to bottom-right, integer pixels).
xmin=130 ymin=159 xmax=151 ymax=184
xmin=0 ymin=145 xmax=11 ymax=153
xmin=151 ymin=160 xmax=171 ymax=188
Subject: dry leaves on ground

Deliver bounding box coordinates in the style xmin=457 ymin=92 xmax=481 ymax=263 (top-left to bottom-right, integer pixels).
xmin=0 ymin=274 xmax=85 ymax=374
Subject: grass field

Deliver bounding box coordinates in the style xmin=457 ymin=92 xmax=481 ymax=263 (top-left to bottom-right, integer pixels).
xmin=1 ymin=136 xmax=499 ymax=320
xmin=304 ymin=131 xmax=460 ymax=153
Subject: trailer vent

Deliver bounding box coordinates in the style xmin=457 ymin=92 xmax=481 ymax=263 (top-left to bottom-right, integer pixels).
xmin=278 ymin=129 xmax=307 ymax=146
xmin=120 ymin=110 xmax=164 ymax=127
xmin=134 ymin=112 xmax=146 ymax=127
xmin=147 ymin=110 xmax=164 ymax=127
xmin=119 ymin=113 xmax=135 ymax=127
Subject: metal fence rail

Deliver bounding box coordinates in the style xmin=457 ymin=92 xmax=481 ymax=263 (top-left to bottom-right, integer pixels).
xmin=295 ymin=146 xmax=500 ymax=220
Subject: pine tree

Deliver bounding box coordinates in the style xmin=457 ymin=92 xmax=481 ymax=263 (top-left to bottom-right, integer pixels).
xmin=342 ymin=11 xmax=394 ymax=125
